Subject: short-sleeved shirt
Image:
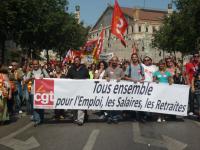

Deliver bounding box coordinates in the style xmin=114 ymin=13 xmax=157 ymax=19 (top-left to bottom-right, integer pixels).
xmin=104 ymin=67 xmax=124 ymax=80
xmin=26 ymin=68 xmax=50 ymax=94
xmin=153 ymin=71 xmax=171 ymax=83
xmin=125 ymin=64 xmax=144 ymax=81
xmin=185 ymin=62 xmax=198 ymax=85
xmin=142 ymin=64 xmax=157 ymax=82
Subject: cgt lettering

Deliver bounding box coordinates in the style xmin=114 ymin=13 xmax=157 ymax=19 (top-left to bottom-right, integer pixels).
xmin=35 ymin=91 xmax=54 ymax=105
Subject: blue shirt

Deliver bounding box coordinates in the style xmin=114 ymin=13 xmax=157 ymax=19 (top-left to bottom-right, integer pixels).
xmin=153 ymin=71 xmax=171 ymax=83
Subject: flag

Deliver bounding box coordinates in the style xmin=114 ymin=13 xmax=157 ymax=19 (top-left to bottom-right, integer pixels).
xmin=111 ymin=0 xmax=128 ymax=46
xmin=83 ymin=39 xmax=98 ymax=53
xmin=93 ymin=28 xmax=105 ymax=60
xmin=62 ymin=49 xmax=82 ymax=65
xmin=62 ymin=49 xmax=72 ymax=65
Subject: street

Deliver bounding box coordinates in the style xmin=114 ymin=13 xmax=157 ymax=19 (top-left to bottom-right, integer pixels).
xmin=0 ymin=113 xmax=200 ymax=150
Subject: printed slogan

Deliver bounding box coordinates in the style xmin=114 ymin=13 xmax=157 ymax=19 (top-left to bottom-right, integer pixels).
xmin=34 ymin=79 xmax=190 ymax=116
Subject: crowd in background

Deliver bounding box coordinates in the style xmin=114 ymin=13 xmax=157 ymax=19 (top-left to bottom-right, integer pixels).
xmin=0 ymin=52 xmax=200 ymax=126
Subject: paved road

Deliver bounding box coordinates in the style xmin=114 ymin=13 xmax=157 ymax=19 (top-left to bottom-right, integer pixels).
xmin=0 ymin=114 xmax=200 ymax=150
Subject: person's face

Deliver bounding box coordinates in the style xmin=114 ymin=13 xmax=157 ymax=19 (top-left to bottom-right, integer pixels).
xmin=56 ymin=67 xmax=61 ymax=74
xmin=99 ymin=62 xmax=105 ymax=69
xmin=111 ymin=58 xmax=118 ymax=67
xmin=74 ymin=58 xmax=81 ymax=67
xmin=193 ymin=54 xmax=199 ymax=62
xmin=159 ymin=63 xmax=165 ymax=70
xmin=32 ymin=60 xmax=39 ymax=70
xmin=131 ymin=54 xmax=138 ymax=63
xmin=166 ymin=59 xmax=173 ymax=67
xmin=143 ymin=57 xmax=151 ymax=66
xmin=11 ymin=62 xmax=17 ymax=71
xmin=22 ymin=66 xmax=27 ymax=72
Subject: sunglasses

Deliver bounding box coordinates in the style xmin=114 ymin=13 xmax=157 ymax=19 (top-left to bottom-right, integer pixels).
xmin=166 ymin=60 xmax=172 ymax=63
xmin=144 ymin=59 xmax=150 ymax=61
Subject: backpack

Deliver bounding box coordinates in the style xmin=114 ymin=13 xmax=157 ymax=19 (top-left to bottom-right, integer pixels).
xmin=128 ymin=64 xmax=144 ymax=78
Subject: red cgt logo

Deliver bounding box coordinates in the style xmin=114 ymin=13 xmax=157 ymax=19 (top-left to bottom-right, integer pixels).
xmin=34 ymin=79 xmax=54 ymax=109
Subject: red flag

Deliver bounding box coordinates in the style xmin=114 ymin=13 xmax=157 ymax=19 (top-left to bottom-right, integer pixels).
xmin=111 ymin=0 xmax=128 ymax=46
xmin=62 ymin=49 xmax=82 ymax=64
xmin=93 ymin=28 xmax=105 ymax=60
xmin=83 ymin=39 xmax=98 ymax=53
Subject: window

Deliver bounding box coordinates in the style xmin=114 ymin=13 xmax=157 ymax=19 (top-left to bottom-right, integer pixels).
xmin=153 ymin=26 xmax=156 ymax=33
xmin=146 ymin=27 xmax=148 ymax=32
xmin=139 ymin=26 xmax=141 ymax=32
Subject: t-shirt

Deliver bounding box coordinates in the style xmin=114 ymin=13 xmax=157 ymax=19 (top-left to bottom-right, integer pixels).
xmin=125 ymin=64 xmax=144 ymax=81
xmin=142 ymin=64 xmax=157 ymax=82
xmin=185 ymin=62 xmax=198 ymax=85
xmin=26 ymin=68 xmax=50 ymax=94
xmin=95 ymin=70 xmax=105 ymax=79
xmin=153 ymin=71 xmax=172 ymax=83
xmin=104 ymin=67 xmax=124 ymax=80
xmin=166 ymin=67 xmax=175 ymax=76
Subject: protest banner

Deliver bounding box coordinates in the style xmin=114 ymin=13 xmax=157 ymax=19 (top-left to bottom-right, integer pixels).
xmin=34 ymin=79 xmax=189 ymax=116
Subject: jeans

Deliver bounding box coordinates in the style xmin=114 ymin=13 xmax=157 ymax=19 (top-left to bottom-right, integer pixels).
xmin=30 ymin=94 xmax=44 ymax=123
xmin=13 ymin=91 xmax=21 ymax=112
xmin=107 ymin=111 xmax=121 ymax=120
xmin=23 ymin=86 xmax=31 ymax=113
xmin=194 ymin=93 xmax=200 ymax=114
xmin=189 ymin=88 xmax=194 ymax=113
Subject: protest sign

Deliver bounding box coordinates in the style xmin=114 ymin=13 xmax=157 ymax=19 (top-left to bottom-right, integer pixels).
xmin=34 ymin=79 xmax=189 ymax=116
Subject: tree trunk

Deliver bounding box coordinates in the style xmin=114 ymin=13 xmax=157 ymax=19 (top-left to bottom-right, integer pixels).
xmin=46 ymin=49 xmax=49 ymax=64
xmin=1 ymin=40 xmax=5 ymax=65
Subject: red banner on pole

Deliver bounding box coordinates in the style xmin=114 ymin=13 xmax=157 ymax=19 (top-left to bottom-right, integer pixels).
xmin=93 ymin=28 xmax=105 ymax=60
xmin=111 ymin=0 xmax=128 ymax=46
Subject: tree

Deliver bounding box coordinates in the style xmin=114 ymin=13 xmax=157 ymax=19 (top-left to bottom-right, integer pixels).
xmin=0 ymin=0 xmax=88 ymax=64
xmin=152 ymin=0 xmax=200 ymax=55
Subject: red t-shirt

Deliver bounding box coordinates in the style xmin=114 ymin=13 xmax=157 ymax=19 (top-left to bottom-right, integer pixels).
xmin=185 ymin=62 xmax=198 ymax=85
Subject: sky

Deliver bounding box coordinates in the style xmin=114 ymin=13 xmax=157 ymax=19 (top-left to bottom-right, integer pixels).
xmin=68 ymin=0 xmax=173 ymax=26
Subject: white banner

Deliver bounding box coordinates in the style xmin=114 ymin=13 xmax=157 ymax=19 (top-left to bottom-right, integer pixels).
xmin=34 ymin=79 xmax=190 ymax=116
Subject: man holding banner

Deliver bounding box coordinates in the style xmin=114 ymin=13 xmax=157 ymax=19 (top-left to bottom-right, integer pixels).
xmin=124 ymin=53 xmax=146 ymax=122
xmin=26 ymin=59 xmax=49 ymax=127
xmin=66 ymin=56 xmax=90 ymax=126
xmin=104 ymin=56 xmax=124 ymax=123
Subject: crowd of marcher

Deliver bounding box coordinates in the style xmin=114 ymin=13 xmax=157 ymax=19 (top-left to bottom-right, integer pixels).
xmin=0 ymin=52 xmax=200 ymax=126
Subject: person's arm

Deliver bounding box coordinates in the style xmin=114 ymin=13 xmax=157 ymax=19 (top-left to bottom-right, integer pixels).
xmin=94 ymin=69 xmax=103 ymax=79
xmin=167 ymin=72 xmax=173 ymax=85
xmin=124 ymin=66 xmax=133 ymax=81
xmin=153 ymin=72 xmax=159 ymax=83
xmin=185 ymin=64 xmax=191 ymax=85
xmin=103 ymin=69 xmax=110 ymax=82
xmin=4 ymin=74 xmax=12 ymax=100
xmin=168 ymin=76 xmax=173 ymax=85
xmin=191 ymin=77 xmax=195 ymax=93
xmin=43 ymin=69 xmax=50 ymax=78
xmin=140 ymin=65 xmax=145 ymax=82
xmin=25 ymin=71 xmax=34 ymax=83
xmin=116 ymin=68 xmax=125 ymax=82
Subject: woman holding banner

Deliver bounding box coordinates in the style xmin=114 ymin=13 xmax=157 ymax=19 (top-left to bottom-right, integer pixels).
xmin=95 ymin=61 xmax=108 ymax=79
xmin=153 ymin=59 xmax=173 ymax=122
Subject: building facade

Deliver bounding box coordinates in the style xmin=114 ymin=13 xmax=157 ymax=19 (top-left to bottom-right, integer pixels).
xmin=88 ymin=5 xmax=175 ymax=62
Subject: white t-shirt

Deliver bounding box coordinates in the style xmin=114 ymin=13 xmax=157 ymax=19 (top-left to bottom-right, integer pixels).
xmin=95 ymin=70 xmax=105 ymax=79
xmin=142 ymin=64 xmax=158 ymax=82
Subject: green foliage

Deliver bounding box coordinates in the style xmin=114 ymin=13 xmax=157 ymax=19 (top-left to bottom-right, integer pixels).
xmin=0 ymin=0 xmax=88 ymax=61
xmin=152 ymin=0 xmax=200 ymax=54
